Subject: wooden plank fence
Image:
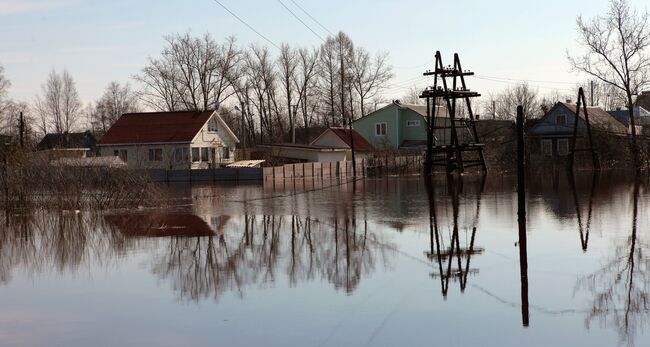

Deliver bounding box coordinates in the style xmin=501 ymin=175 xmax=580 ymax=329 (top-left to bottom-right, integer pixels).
xmin=263 ymin=160 xmax=366 ymax=181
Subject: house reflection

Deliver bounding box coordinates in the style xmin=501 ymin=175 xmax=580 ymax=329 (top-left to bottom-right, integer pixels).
xmin=149 ymin=215 xmax=396 ymax=301
xmin=424 ymin=174 xmax=485 ymax=298
xmin=0 ymin=209 xmax=396 ymax=303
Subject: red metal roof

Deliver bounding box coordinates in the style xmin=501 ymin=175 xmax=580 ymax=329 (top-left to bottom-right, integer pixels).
xmin=326 ymin=127 xmax=376 ymax=152
xmin=98 ymin=111 xmax=214 ymax=145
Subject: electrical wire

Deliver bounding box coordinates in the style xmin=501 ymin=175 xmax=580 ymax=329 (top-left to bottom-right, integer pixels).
xmin=277 ymin=0 xmax=325 ymax=42
xmin=211 ymin=0 xmax=281 ymax=50
xmin=289 ymin=0 xmax=334 ymax=36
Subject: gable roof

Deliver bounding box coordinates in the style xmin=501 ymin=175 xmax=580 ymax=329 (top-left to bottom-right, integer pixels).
xmin=312 ymin=127 xmax=376 ymax=152
xmin=353 ymin=101 xmax=449 ymax=123
xmin=37 ymin=131 xmax=96 ymax=150
xmin=561 ymin=103 xmax=628 ymax=134
xmin=97 ymin=110 xmax=239 ymax=145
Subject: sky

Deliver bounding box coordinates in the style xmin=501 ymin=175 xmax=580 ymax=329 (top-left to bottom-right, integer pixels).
xmin=0 ymin=0 xmax=644 ymax=108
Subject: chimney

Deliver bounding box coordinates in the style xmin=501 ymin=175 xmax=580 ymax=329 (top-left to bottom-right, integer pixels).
xmin=394 ymin=99 xmax=401 ymax=104
xmin=565 ymin=99 xmax=572 ymax=104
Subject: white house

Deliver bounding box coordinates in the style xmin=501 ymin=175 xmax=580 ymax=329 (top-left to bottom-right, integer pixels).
xmin=258 ymin=127 xmax=376 ymax=163
xmin=98 ymin=110 xmax=239 ymax=170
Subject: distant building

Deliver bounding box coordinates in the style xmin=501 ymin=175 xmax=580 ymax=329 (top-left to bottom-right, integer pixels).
xmin=527 ymin=102 xmax=628 ymax=157
xmin=36 ymin=131 xmax=97 ymax=159
xmin=608 ymin=106 xmax=650 ymax=134
xmin=352 ymin=100 xmax=454 ymax=150
xmin=97 ymin=110 xmax=239 ymax=170
xmin=635 ymin=90 xmax=650 ymax=111
xmin=258 ymin=127 xmax=375 ymax=163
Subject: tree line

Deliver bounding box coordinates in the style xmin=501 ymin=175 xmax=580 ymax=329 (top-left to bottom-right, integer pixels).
xmin=0 ymin=30 xmax=392 ymax=147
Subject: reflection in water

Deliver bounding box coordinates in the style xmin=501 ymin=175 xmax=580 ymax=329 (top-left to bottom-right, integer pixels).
xmin=425 ymin=175 xmax=485 ymax=298
xmin=0 ymin=210 xmax=396 ymax=303
xmin=3 ymin=174 xmax=650 ymax=345
xmin=150 ymin=215 xmax=395 ymax=301
xmin=577 ymin=179 xmax=650 ymax=347
xmin=0 ymin=213 xmax=130 ymax=284
xmin=569 ymin=171 xmax=599 ymax=252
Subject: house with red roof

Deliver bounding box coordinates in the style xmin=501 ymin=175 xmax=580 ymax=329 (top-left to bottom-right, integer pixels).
xmin=97 ymin=110 xmax=239 ymax=169
xmin=258 ymin=127 xmax=375 ymax=163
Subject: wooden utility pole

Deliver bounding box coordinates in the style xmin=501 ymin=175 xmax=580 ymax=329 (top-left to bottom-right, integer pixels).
xmin=568 ymin=87 xmax=599 ymax=170
xmin=19 ymin=112 xmax=24 ymax=148
xmin=516 ymin=105 xmax=529 ymax=327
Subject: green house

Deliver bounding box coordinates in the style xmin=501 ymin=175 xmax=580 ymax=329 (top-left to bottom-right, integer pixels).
xmin=353 ymin=101 xmax=451 ymax=150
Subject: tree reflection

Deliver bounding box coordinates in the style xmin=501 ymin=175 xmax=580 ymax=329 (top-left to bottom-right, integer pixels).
xmin=0 ymin=211 xmax=130 ymax=284
xmin=577 ymin=179 xmax=650 ymax=346
xmin=150 ymin=215 xmax=396 ymax=302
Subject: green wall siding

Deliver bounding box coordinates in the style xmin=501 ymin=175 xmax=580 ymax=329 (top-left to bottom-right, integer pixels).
xmin=400 ymin=109 xmax=427 ymax=142
xmin=353 ymin=104 xmax=427 ymax=149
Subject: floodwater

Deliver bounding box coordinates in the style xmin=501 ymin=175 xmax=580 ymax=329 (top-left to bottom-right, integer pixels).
xmin=1 ymin=172 xmax=649 ymax=347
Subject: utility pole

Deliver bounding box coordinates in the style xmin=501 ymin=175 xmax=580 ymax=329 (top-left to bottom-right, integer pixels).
xmin=590 ymin=80 xmax=595 ymax=107
xmin=292 ymin=104 xmax=298 ymax=144
xmin=492 ymin=100 xmax=496 ymax=120
xmin=19 ymin=112 xmax=24 ymax=148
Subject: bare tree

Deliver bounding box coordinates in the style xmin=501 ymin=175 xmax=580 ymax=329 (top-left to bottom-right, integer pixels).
xmin=293 ymin=47 xmax=320 ymax=132
xmin=484 ymin=83 xmax=541 ymax=120
xmin=0 ymin=64 xmax=10 ymax=113
xmin=89 ymin=82 xmax=139 ymax=134
xmin=401 ymin=85 xmax=425 ymax=105
xmin=34 ymin=69 xmax=82 ymax=134
xmin=351 ymin=48 xmax=393 ymax=118
xmin=568 ymin=0 xmax=650 ymax=167
xmin=136 ymin=33 xmax=241 ymax=112
xmin=278 ymin=44 xmax=298 ymax=143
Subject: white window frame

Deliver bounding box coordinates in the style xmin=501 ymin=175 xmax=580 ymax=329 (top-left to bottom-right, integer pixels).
xmin=191 ymin=147 xmax=200 ymax=163
xmin=148 ymin=148 xmax=162 ymax=162
xmin=557 ymin=138 xmax=569 ymax=156
xmin=541 ymin=139 xmax=553 ymax=157
xmin=406 ymin=120 xmax=420 ymax=127
xmin=207 ymin=118 xmax=218 ymax=133
xmin=200 ymin=147 xmax=209 ymax=162
xmin=375 ymin=122 xmax=387 ymax=136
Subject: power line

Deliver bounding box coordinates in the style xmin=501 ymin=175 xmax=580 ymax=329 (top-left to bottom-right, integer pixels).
xmin=211 ymin=0 xmax=280 ymax=50
xmin=277 ymin=0 xmax=325 ymax=42
xmin=476 ymin=74 xmax=576 ymax=86
xmin=289 ymin=0 xmax=334 ymax=36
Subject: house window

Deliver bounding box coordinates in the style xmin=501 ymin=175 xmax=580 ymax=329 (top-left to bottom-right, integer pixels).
xmin=541 ymin=139 xmax=553 ymax=156
xmin=557 ymin=139 xmax=569 ymax=156
xmin=113 ymin=149 xmax=128 ymax=161
xmin=406 ymin=120 xmax=420 ymax=127
xmin=556 ymin=115 xmax=567 ymax=126
xmin=223 ymin=146 xmax=230 ymax=159
xmin=191 ymin=148 xmax=200 ymax=163
xmin=201 ymin=147 xmax=209 ymax=162
xmin=148 ymin=148 xmax=162 ymax=161
xmin=174 ymin=147 xmax=188 ymax=163
xmin=208 ymin=118 xmax=218 ymax=133
xmin=375 ymin=123 xmax=387 ymax=136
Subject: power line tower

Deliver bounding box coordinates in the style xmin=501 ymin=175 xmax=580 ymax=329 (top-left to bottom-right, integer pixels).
xmin=420 ymin=51 xmax=487 ymax=174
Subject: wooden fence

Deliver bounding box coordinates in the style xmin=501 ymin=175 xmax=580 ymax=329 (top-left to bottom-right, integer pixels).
xmin=263 ymin=160 xmax=366 ymax=181
xmin=145 ymin=167 xmax=263 ymax=182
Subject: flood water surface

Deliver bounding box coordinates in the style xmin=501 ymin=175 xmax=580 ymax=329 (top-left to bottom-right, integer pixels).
xmin=1 ymin=172 xmax=649 ymax=346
